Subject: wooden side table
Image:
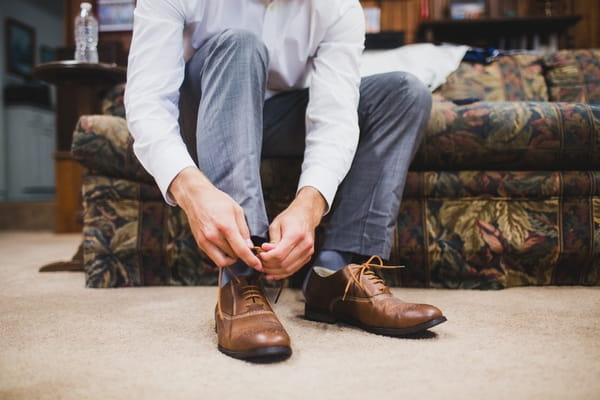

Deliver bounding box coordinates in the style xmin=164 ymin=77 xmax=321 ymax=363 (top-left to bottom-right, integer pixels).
xmin=33 ymin=61 xmax=126 ymax=233
xmin=33 ymin=61 xmax=126 ymax=272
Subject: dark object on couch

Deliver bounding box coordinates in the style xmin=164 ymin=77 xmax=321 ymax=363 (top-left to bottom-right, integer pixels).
xmin=365 ymin=31 xmax=405 ymax=50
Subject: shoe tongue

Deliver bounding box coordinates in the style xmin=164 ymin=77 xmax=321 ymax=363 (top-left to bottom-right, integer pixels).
xmin=236 ymin=277 xmax=268 ymax=309
xmin=349 ymin=264 xmax=390 ymax=296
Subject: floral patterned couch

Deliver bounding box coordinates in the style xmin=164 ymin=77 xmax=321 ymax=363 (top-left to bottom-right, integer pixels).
xmin=73 ymin=49 xmax=600 ymax=289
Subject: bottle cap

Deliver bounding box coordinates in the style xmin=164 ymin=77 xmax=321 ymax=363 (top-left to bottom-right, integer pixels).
xmin=81 ymin=2 xmax=92 ymax=11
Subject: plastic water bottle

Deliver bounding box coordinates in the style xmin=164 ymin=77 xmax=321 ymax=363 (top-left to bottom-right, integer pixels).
xmin=74 ymin=2 xmax=98 ymax=63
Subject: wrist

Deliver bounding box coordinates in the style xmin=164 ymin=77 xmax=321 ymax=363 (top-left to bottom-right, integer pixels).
xmin=168 ymin=167 xmax=213 ymax=206
xmin=294 ymin=186 xmax=327 ymax=226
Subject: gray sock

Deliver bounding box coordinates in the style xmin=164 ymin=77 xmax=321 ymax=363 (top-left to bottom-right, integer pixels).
xmin=302 ymin=250 xmax=354 ymax=295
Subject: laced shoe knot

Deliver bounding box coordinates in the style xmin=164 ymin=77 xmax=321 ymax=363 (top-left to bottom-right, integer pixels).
xmin=216 ymin=246 xmax=283 ymax=319
xmin=342 ymin=255 xmax=404 ymax=301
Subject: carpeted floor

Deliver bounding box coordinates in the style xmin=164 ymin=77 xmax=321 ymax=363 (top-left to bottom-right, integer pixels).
xmin=1 ymin=231 xmax=599 ymax=400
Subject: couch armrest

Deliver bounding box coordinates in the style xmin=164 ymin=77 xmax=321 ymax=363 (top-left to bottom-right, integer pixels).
xmin=101 ymin=83 xmax=126 ymax=118
xmin=544 ymin=49 xmax=600 ymax=104
xmin=72 ymin=115 xmax=154 ymax=183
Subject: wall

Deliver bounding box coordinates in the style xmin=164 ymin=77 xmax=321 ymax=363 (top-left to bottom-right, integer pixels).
xmin=0 ymin=1 xmax=63 ymax=201
xmin=61 ymin=0 xmax=599 ymax=63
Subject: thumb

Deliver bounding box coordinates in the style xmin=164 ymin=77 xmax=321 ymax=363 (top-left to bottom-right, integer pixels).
xmin=234 ymin=207 xmax=251 ymax=243
xmin=268 ymin=219 xmax=282 ymax=245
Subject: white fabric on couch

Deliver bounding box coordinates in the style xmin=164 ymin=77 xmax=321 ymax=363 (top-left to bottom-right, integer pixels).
xmin=360 ymin=43 xmax=469 ymax=91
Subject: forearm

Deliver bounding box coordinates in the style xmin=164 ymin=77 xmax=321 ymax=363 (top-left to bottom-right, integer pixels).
xmin=168 ymin=166 xmax=214 ymax=208
xmin=290 ymin=186 xmax=327 ymax=228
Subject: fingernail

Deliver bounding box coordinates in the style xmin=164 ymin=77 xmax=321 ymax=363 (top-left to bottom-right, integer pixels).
xmin=246 ymin=238 xmax=253 ymax=248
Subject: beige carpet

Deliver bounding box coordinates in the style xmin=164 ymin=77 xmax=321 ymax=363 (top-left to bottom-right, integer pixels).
xmin=1 ymin=231 xmax=599 ymax=400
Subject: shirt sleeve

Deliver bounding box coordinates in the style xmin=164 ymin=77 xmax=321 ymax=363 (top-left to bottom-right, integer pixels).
xmin=124 ymin=0 xmax=196 ymax=206
xmin=297 ymin=4 xmax=365 ymax=212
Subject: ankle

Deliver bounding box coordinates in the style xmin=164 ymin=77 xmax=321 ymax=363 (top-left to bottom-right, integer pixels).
xmin=302 ymin=250 xmax=356 ymax=296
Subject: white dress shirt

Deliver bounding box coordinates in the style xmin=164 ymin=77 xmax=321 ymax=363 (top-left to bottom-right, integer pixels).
xmin=124 ymin=0 xmax=365 ymax=208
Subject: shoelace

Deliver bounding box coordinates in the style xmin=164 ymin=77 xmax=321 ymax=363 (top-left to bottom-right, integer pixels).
xmin=216 ymin=246 xmax=283 ymax=320
xmin=342 ymin=255 xmax=404 ymax=301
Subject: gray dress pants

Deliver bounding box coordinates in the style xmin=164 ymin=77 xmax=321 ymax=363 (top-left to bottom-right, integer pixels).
xmin=179 ymin=29 xmax=431 ymax=260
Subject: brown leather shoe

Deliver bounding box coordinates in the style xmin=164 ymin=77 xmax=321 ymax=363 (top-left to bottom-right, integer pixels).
xmin=215 ymin=271 xmax=291 ymax=362
xmin=304 ymin=256 xmax=446 ymax=336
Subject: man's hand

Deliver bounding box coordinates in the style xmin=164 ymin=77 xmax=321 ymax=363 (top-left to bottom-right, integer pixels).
xmin=259 ymin=186 xmax=327 ymax=280
xmin=168 ymin=167 xmax=262 ymax=271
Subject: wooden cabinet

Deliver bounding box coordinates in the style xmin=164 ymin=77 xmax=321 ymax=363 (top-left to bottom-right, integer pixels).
xmin=418 ymin=15 xmax=581 ymax=50
xmin=359 ymin=0 xmax=598 ymax=48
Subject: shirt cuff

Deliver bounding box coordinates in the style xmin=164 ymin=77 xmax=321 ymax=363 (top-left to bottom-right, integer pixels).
xmin=153 ymin=153 xmax=197 ymax=207
xmin=297 ymin=166 xmax=341 ymax=215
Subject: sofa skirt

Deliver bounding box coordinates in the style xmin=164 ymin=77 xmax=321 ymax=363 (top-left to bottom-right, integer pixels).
xmin=82 ymin=168 xmax=600 ymax=289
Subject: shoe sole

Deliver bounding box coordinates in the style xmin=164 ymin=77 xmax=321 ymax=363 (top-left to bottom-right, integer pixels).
xmin=305 ymin=304 xmax=447 ymax=336
xmin=218 ymin=345 xmax=292 ymax=363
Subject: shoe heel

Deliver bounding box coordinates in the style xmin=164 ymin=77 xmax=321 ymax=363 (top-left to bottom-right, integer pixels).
xmin=305 ymin=304 xmax=337 ymax=324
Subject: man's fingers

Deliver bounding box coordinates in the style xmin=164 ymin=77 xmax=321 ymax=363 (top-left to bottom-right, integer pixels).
xmin=261 ymin=242 xmax=276 ymax=251
xmin=264 ymin=252 xmax=312 ymax=279
xmin=228 ymin=205 xmax=263 ymax=271
xmin=221 ymin=225 xmax=262 ymax=272
xmin=234 ymin=207 xmax=251 ymax=242
xmin=265 ymin=252 xmax=312 ymax=280
xmin=202 ymin=229 xmax=237 ymax=259
xmin=199 ymin=236 xmax=237 ymax=268
xmin=262 ymin=237 xmax=313 ymax=278
xmin=261 ymin=228 xmax=300 ymax=263
xmin=229 ymin=237 xmax=262 ymax=271
xmin=197 ymin=225 xmax=258 ymax=270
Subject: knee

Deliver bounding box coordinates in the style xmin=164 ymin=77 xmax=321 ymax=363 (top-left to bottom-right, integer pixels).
xmin=373 ymin=72 xmax=432 ymax=113
xmin=215 ymin=29 xmax=269 ymax=68
xmin=406 ymin=73 xmax=432 ymax=112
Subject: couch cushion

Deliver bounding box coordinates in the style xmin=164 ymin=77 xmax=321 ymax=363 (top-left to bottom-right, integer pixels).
xmin=437 ymin=54 xmax=548 ymax=102
xmin=413 ymin=101 xmax=600 ymax=171
xmin=544 ymin=49 xmax=600 ymax=104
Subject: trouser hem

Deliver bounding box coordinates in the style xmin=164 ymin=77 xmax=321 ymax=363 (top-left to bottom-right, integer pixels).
xmin=321 ymin=233 xmax=392 ymax=260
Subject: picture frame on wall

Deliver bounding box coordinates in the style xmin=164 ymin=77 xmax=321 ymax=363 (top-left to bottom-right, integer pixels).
xmin=98 ymin=0 xmax=135 ymax=32
xmin=39 ymin=45 xmax=56 ymax=63
xmin=449 ymin=0 xmax=486 ymax=19
xmin=5 ymin=18 xmax=36 ymax=78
